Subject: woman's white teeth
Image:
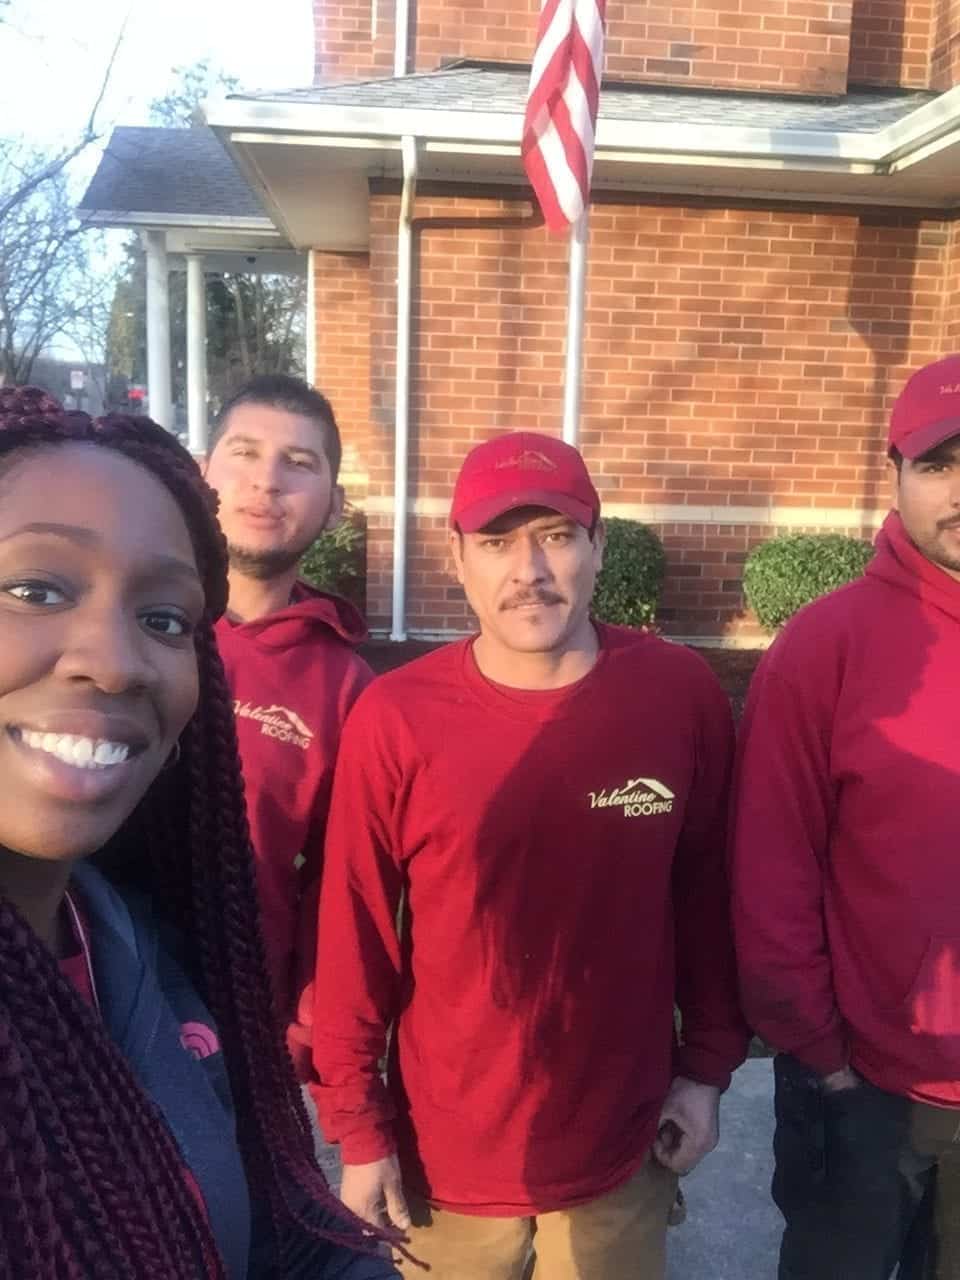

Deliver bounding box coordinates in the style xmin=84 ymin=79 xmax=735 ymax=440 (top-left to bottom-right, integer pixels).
xmin=20 ymin=731 xmax=130 ymax=770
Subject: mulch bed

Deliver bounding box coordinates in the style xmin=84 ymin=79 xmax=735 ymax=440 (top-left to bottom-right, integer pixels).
xmin=361 ymin=639 xmax=764 ymax=716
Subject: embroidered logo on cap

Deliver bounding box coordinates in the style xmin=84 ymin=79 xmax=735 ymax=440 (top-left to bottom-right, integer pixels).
xmin=495 ymin=449 xmax=559 ymax=473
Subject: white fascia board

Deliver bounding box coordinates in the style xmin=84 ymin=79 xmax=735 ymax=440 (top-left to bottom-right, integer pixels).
xmin=209 ymin=89 xmax=960 ymax=182
xmin=875 ymin=84 xmax=960 ymax=163
xmin=210 ymin=97 xmax=888 ymax=164
xmin=80 ymin=209 xmax=280 ymax=232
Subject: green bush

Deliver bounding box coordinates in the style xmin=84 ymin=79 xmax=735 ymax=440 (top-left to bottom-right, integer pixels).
xmin=592 ymin=518 xmax=666 ymax=628
xmin=744 ymin=533 xmax=874 ymax=630
xmin=300 ymin=506 xmax=366 ymax=605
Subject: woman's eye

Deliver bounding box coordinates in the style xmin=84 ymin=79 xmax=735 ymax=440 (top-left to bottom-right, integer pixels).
xmin=4 ymin=581 xmax=67 ymax=606
xmin=141 ymin=611 xmax=192 ymax=638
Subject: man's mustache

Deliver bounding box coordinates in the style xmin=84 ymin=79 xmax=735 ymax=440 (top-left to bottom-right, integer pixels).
xmin=500 ymin=591 xmax=566 ymax=611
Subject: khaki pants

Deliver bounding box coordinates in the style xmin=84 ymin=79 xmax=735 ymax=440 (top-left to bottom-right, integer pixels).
xmin=395 ymin=1156 xmax=678 ymax=1280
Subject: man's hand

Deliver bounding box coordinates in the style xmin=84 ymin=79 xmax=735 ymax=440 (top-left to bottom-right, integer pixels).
xmin=653 ymin=1076 xmax=721 ymax=1175
xmin=820 ymin=1065 xmax=861 ymax=1094
xmin=339 ymin=1154 xmax=411 ymax=1230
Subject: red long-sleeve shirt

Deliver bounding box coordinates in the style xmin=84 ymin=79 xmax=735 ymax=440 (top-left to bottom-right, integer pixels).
xmin=312 ymin=624 xmax=747 ymax=1215
xmin=732 ymin=512 xmax=960 ymax=1106
xmin=215 ymin=585 xmax=372 ymax=1079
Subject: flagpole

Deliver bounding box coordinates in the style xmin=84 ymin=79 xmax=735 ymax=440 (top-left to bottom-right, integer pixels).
xmin=561 ymin=208 xmax=589 ymax=447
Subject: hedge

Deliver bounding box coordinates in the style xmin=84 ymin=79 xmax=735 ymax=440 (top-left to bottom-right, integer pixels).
xmin=592 ymin=518 xmax=666 ymax=628
xmin=299 ymin=506 xmax=366 ymax=605
xmin=743 ymin=532 xmax=874 ymax=630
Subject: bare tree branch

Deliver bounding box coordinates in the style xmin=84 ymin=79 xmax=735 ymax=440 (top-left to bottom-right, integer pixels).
xmin=0 ymin=17 xmax=126 ymax=225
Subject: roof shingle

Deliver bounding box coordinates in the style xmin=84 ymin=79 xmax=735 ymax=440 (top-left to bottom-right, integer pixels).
xmin=229 ymin=65 xmax=936 ymax=134
xmin=79 ymin=126 xmax=270 ymax=220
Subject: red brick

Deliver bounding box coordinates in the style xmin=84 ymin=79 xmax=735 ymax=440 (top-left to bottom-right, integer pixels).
xmin=317 ymin=0 xmax=852 ymax=94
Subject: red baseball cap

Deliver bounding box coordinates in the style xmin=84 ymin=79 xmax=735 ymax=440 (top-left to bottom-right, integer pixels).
xmin=450 ymin=432 xmax=601 ymax=533
xmin=888 ymin=355 xmax=960 ymax=459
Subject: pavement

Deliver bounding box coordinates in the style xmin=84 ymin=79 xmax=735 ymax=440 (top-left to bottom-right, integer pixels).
xmin=667 ymin=1057 xmax=780 ymax=1278
xmin=311 ymin=1057 xmax=782 ymax=1277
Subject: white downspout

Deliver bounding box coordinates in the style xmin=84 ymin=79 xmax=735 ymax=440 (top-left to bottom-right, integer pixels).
xmin=390 ymin=0 xmax=415 ymax=641
xmin=561 ymin=211 xmax=589 ymax=446
xmin=394 ymin=0 xmax=411 ymax=76
xmin=391 ymin=134 xmax=418 ymax=642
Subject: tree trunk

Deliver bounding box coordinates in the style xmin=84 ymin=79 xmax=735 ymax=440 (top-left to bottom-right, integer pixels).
xmin=229 ymin=276 xmax=252 ymax=376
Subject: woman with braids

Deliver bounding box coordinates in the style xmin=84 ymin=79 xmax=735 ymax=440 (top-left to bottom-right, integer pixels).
xmin=0 ymin=386 xmax=401 ymax=1279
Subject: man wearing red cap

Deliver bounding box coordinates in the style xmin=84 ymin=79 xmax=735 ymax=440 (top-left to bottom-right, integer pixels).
xmin=312 ymin=432 xmax=748 ymax=1278
xmin=732 ymin=354 xmax=960 ymax=1279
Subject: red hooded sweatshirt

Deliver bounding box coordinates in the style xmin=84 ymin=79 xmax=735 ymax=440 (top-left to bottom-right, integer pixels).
xmin=215 ymin=586 xmax=373 ymax=1078
xmin=733 ymin=512 xmax=960 ymax=1106
xmin=313 ymin=624 xmax=748 ymax=1215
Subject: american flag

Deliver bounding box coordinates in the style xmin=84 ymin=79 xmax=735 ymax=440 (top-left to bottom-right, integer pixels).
xmin=522 ymin=0 xmax=608 ymax=232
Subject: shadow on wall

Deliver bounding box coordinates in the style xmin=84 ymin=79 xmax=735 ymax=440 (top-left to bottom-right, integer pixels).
xmin=405 ymin=202 xmax=545 ymax=503
xmin=849 ymin=0 xmax=906 ymax=83
xmin=846 ymin=213 xmax=922 ymax=524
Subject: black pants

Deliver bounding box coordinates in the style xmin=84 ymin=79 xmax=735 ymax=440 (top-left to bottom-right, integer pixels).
xmin=772 ymin=1054 xmax=960 ymax=1280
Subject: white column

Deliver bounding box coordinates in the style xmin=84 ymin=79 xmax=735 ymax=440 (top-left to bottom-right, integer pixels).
xmin=144 ymin=230 xmax=173 ymax=431
xmin=185 ymin=254 xmax=208 ymax=455
xmin=305 ymin=249 xmax=316 ymax=385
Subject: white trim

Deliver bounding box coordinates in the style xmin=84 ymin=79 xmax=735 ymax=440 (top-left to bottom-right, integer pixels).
xmin=208 ymin=89 xmax=960 ymax=169
xmin=362 ymin=494 xmax=886 ymax=530
xmin=80 ymin=210 xmax=279 ymax=232
xmin=212 ymin=130 xmax=960 ymax=210
xmin=875 ymin=84 xmax=960 ymax=162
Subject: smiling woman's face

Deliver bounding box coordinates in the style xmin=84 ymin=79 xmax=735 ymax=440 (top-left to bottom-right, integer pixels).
xmin=0 ymin=444 xmax=205 ymax=861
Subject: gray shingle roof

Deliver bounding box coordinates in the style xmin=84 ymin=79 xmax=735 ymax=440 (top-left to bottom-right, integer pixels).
xmin=229 ymin=65 xmax=936 ymax=134
xmin=79 ymin=127 xmax=270 ymax=221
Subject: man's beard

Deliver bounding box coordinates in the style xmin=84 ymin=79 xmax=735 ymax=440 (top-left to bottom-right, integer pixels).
xmin=227 ymin=540 xmax=312 ymax=581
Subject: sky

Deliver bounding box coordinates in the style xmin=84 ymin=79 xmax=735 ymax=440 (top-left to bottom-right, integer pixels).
xmin=1 ymin=0 xmax=314 ymax=169
xmin=0 ymin=0 xmax=315 ymax=361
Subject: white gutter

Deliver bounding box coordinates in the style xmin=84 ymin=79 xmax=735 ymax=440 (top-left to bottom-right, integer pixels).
xmin=210 ymin=87 xmax=960 ymax=170
xmin=80 ymin=210 xmax=280 ymax=232
xmin=391 ymin=0 xmax=415 ymax=641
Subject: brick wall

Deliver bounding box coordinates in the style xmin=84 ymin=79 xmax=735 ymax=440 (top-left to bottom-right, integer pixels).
xmin=313 ymin=0 xmax=394 ymax=81
xmin=315 ymin=0 xmax=853 ymax=95
xmin=311 ymin=250 xmax=373 ymax=494
xmin=943 ymin=220 xmax=960 ymax=345
xmin=848 ymin=0 xmax=931 ymax=85
xmin=848 ymin=0 xmax=960 ymax=87
xmin=325 ymin=189 xmax=955 ymax=639
xmin=931 ymin=0 xmax=960 ymax=85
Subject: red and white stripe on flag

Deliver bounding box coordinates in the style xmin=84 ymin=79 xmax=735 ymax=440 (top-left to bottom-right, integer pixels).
xmin=522 ymin=0 xmax=607 ymax=232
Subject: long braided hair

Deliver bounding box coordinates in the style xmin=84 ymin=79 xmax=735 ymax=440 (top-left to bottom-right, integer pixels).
xmin=0 ymin=389 xmax=396 ymax=1278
